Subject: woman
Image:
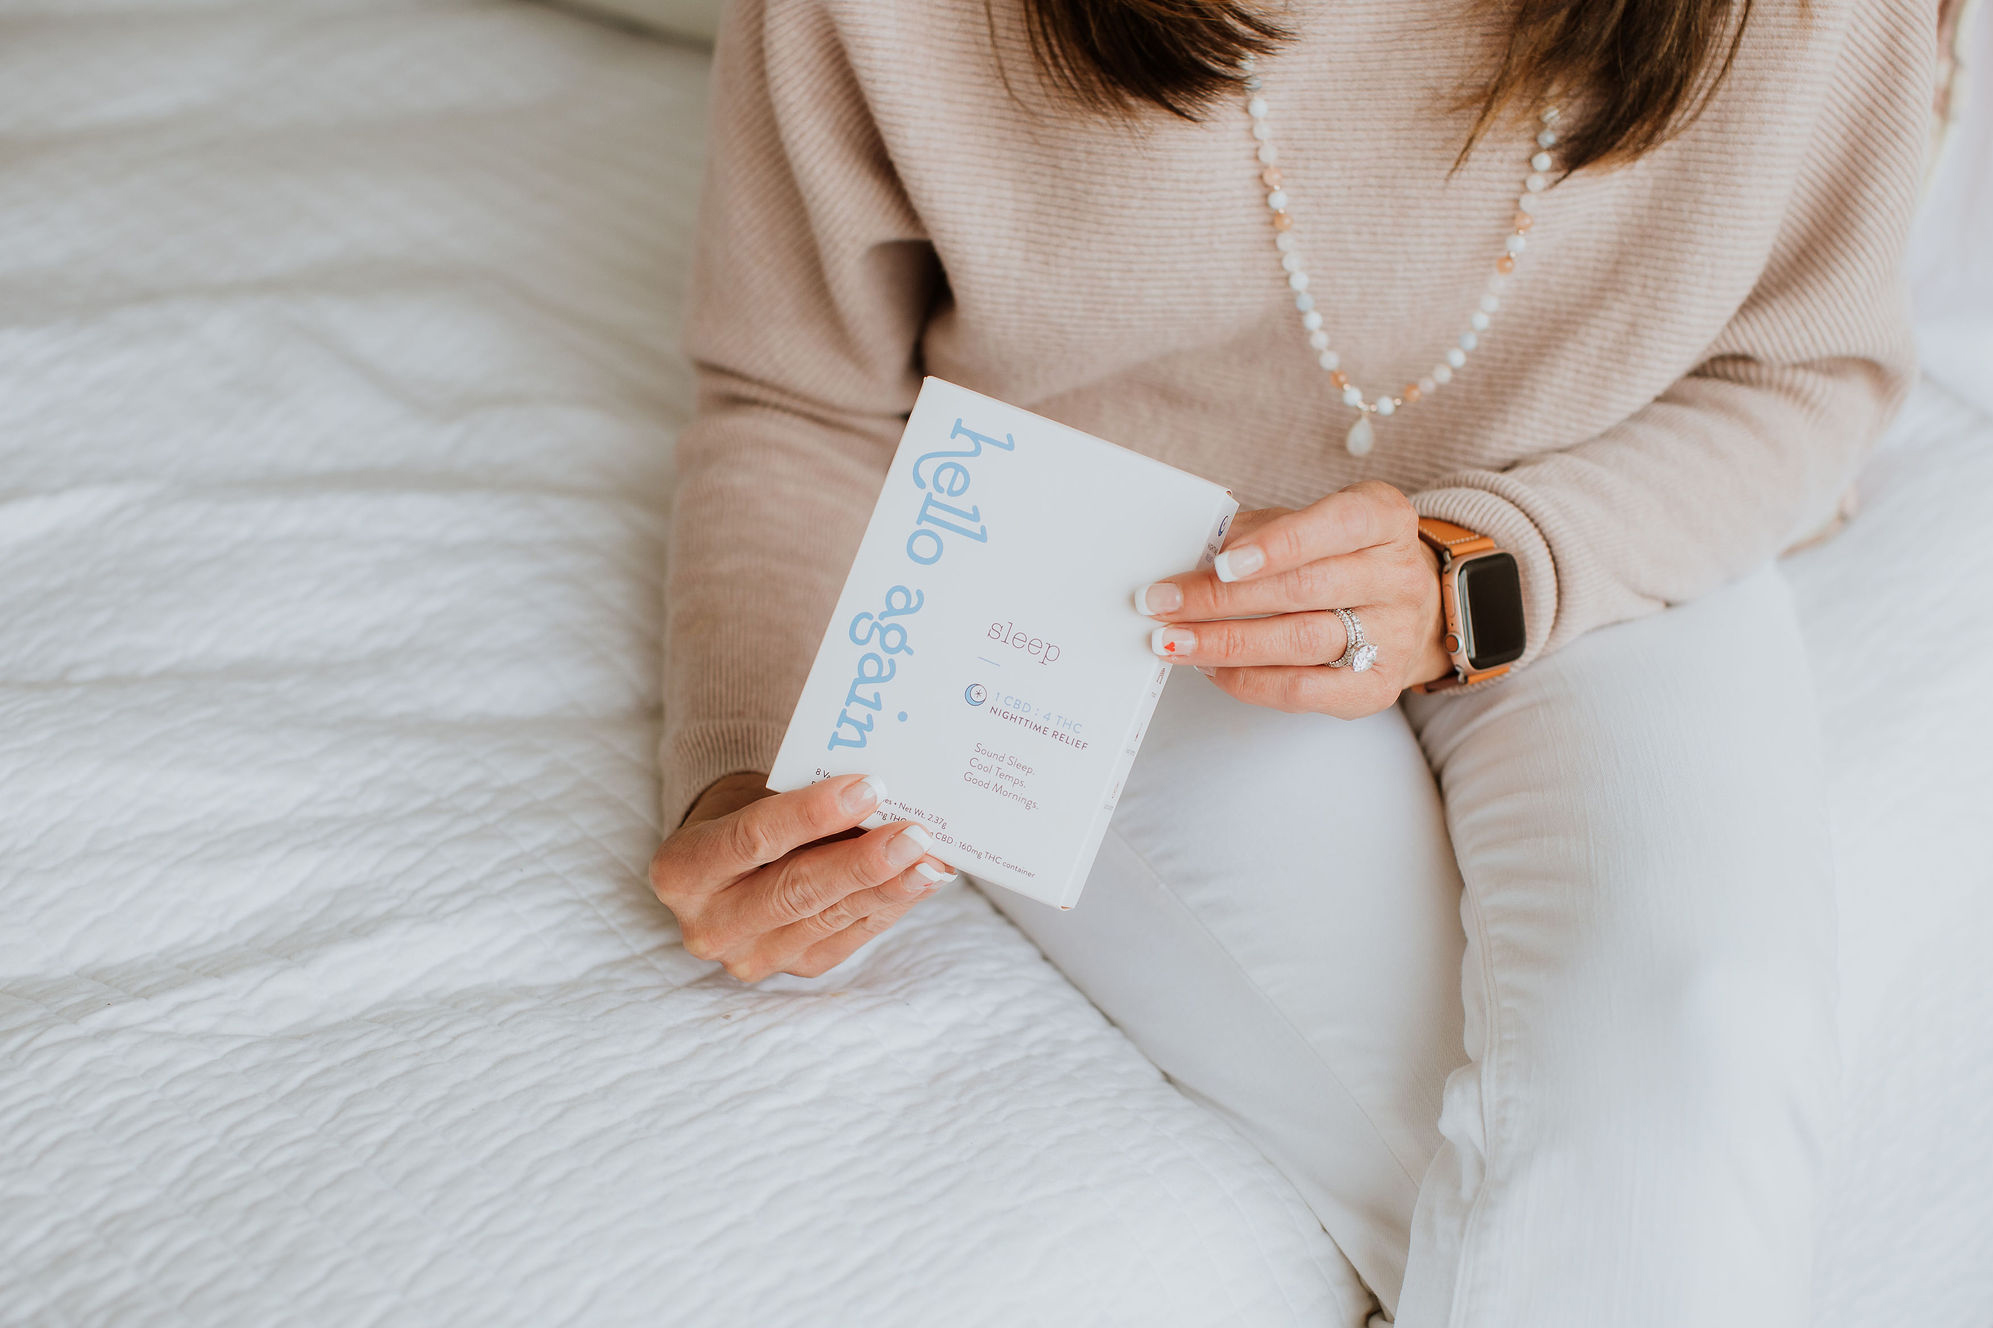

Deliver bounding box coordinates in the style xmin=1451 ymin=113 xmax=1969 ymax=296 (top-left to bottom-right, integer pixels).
xmin=650 ymin=0 xmax=1933 ymax=1322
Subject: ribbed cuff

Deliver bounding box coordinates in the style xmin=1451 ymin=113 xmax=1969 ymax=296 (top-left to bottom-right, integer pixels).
xmin=659 ymin=719 xmax=789 ymax=827
xmin=1412 ymin=483 xmax=1558 ymax=677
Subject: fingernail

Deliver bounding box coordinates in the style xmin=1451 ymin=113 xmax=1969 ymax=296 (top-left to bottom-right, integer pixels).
xmin=896 ymin=861 xmax=953 ymax=900
xmin=1135 ymin=581 xmax=1183 ymax=616
xmin=1150 ymin=625 xmax=1196 ymax=658
xmin=885 ymin=822 xmax=932 ymax=868
xmin=1195 ymin=666 xmax=1216 ymax=678
xmin=1212 ymin=545 xmax=1264 ymax=582
xmin=842 ymin=775 xmax=888 ymax=815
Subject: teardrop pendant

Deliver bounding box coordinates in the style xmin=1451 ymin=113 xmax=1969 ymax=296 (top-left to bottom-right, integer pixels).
xmin=1345 ymin=414 xmax=1375 ymax=457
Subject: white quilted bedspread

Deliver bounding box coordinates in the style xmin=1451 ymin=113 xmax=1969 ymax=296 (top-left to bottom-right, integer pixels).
xmin=0 ymin=3 xmax=1986 ymax=1326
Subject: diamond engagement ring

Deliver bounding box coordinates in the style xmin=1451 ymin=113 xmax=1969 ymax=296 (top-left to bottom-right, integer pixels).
xmin=1328 ymin=607 xmax=1378 ymax=673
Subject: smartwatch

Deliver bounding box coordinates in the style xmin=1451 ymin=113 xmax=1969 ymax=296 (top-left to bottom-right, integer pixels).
xmin=1413 ymin=517 xmax=1527 ymax=691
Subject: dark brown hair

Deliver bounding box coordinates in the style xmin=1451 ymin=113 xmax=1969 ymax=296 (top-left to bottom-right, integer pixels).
xmin=1012 ymin=0 xmax=1754 ymax=174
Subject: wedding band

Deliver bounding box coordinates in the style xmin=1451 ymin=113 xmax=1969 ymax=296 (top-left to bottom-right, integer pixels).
xmin=1327 ymin=607 xmax=1379 ymax=673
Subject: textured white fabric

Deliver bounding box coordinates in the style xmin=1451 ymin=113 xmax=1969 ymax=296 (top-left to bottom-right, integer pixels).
xmin=0 ymin=5 xmax=1363 ymax=1325
xmin=0 ymin=3 xmax=1987 ymax=1326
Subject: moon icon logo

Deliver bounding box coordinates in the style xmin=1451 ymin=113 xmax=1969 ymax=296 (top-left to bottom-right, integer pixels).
xmin=964 ymin=683 xmax=988 ymax=706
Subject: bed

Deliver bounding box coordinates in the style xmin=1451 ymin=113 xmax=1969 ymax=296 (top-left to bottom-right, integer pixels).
xmin=1 ymin=3 xmax=1987 ymax=1324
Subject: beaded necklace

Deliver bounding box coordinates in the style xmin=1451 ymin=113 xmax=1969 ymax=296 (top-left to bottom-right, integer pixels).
xmin=1241 ymin=54 xmax=1560 ymax=456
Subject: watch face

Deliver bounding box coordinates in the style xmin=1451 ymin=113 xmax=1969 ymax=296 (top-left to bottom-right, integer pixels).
xmin=1458 ymin=552 xmax=1526 ymax=669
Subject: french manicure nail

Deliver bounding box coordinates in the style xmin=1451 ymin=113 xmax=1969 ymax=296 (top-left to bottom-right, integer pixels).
xmin=1135 ymin=581 xmax=1183 ymax=616
xmin=886 ymin=823 xmax=933 ymax=868
xmin=911 ymin=861 xmax=953 ymax=885
xmin=1212 ymin=545 xmax=1264 ymax=582
xmin=1150 ymin=625 xmax=1196 ymax=658
xmin=842 ymin=775 xmax=888 ymax=815
xmin=1195 ymin=666 xmax=1217 ymax=679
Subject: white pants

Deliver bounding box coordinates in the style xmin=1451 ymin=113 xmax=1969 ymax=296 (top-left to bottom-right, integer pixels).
xmin=983 ymin=565 xmax=1839 ymax=1328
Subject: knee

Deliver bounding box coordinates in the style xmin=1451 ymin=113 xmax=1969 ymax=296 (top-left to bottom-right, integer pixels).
xmin=1670 ymin=951 xmax=1829 ymax=1063
xmin=1615 ymin=948 xmax=1837 ymax=1132
xmin=1513 ymin=938 xmax=1836 ymax=1132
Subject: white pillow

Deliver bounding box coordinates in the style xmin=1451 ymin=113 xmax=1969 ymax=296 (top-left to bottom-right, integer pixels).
xmin=557 ymin=0 xmax=723 ymax=43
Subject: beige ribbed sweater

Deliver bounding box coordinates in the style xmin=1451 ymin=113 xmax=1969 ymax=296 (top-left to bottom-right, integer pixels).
xmin=664 ymin=0 xmax=1931 ymax=822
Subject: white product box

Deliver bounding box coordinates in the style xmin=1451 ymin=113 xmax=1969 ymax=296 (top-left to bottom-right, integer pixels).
xmin=768 ymin=377 xmax=1236 ymax=909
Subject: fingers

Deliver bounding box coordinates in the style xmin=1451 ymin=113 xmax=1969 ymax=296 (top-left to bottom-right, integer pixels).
xmin=662 ymin=772 xmax=885 ymax=885
xmin=714 ymin=862 xmax=955 ymax=983
xmin=1128 ymin=508 xmax=1285 ymax=618
xmin=1138 ymin=549 xmax=1387 ymax=624
xmin=1209 ymin=482 xmax=1414 ymax=584
xmin=734 ymin=820 xmax=945 ymax=932
xmin=1128 ymin=485 xmax=1445 ymax=722
xmin=761 ymin=864 xmax=955 ymax=979
xmin=1204 ymin=662 xmax=1402 ymax=719
xmin=1149 ymin=609 xmax=1350 ymax=669
xmin=675 ymin=810 xmax=958 ymax=982
xmin=781 ymin=909 xmax=907 ymax=980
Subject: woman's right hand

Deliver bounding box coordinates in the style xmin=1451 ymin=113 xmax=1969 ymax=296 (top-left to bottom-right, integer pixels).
xmin=649 ymin=772 xmax=953 ymax=983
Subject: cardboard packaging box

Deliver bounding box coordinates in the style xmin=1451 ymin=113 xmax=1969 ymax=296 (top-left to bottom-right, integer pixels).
xmin=769 ymin=378 xmax=1236 ymax=910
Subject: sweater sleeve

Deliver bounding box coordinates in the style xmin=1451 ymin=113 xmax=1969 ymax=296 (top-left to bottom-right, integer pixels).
xmin=1412 ymin=0 xmax=1931 ymax=668
xmin=662 ymin=0 xmax=937 ymax=823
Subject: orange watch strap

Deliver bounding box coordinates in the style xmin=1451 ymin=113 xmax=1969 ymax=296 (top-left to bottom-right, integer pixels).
xmin=1414 ymin=663 xmax=1512 ymax=692
xmin=1416 ymin=516 xmax=1498 ymax=561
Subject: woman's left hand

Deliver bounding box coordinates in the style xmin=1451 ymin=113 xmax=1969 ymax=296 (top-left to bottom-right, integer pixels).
xmin=1137 ymin=480 xmax=1453 ymax=716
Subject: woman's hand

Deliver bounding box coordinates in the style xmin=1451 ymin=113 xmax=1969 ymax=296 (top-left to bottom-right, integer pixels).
xmin=649 ymin=772 xmax=953 ymax=983
xmin=1137 ymin=480 xmax=1453 ymax=716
